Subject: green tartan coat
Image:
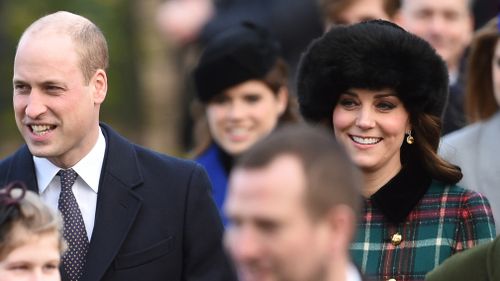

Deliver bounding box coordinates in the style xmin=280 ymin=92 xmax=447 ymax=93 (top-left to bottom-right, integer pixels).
xmin=351 ymin=175 xmax=496 ymax=281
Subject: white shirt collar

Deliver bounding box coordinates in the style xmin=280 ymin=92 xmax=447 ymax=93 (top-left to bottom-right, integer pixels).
xmin=449 ymin=70 xmax=458 ymax=86
xmin=34 ymin=127 xmax=106 ymax=194
xmin=346 ymin=262 xmax=362 ymax=281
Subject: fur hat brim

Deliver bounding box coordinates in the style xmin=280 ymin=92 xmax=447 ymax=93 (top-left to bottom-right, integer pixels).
xmin=296 ymin=20 xmax=449 ymax=125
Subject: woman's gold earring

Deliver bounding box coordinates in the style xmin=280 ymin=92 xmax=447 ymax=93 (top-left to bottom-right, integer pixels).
xmin=406 ymin=130 xmax=414 ymax=144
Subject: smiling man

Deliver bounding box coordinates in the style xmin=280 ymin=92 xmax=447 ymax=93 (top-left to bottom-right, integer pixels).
xmin=224 ymin=125 xmax=363 ymax=281
xmin=1 ymin=11 xmax=236 ymax=281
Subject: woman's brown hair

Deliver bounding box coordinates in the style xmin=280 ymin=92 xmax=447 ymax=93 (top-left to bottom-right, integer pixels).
xmin=404 ymin=113 xmax=462 ymax=184
xmin=465 ymin=17 xmax=500 ymax=123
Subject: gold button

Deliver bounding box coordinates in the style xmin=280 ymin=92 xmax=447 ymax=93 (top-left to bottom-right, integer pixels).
xmin=391 ymin=232 xmax=402 ymax=246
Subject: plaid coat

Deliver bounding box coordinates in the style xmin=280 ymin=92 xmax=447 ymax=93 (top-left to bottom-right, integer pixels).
xmin=350 ymin=167 xmax=496 ymax=281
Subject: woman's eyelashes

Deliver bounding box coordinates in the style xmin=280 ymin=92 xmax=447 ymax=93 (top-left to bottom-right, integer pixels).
xmin=337 ymin=96 xmax=398 ymax=112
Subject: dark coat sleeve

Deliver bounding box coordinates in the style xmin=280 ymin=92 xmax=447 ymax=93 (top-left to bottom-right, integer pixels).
xmin=425 ymin=236 xmax=500 ymax=281
xmin=182 ymin=164 xmax=237 ymax=281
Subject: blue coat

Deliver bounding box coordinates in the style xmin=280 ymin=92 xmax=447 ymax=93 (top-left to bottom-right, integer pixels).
xmin=195 ymin=144 xmax=229 ymax=225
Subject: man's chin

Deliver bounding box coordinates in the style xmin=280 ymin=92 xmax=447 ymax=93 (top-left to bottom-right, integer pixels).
xmin=238 ymin=268 xmax=274 ymax=281
xmin=26 ymin=143 xmax=56 ymax=158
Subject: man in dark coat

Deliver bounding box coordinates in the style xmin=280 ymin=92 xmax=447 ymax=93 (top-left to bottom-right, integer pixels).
xmin=3 ymin=11 xmax=236 ymax=281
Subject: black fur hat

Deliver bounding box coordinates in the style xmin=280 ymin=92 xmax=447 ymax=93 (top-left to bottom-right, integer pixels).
xmin=296 ymin=20 xmax=449 ymax=125
xmin=194 ymin=22 xmax=281 ymax=103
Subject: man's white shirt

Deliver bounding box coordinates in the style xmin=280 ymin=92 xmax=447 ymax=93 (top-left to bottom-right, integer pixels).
xmin=347 ymin=262 xmax=362 ymax=281
xmin=35 ymin=128 xmax=106 ymax=241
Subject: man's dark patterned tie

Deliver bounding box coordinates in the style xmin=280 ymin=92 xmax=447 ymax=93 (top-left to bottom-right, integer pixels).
xmin=58 ymin=169 xmax=89 ymax=281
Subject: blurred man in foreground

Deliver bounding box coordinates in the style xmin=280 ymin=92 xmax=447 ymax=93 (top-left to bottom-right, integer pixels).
xmin=225 ymin=125 xmax=363 ymax=281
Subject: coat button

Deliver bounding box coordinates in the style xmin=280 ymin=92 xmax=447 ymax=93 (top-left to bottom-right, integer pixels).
xmin=391 ymin=232 xmax=402 ymax=246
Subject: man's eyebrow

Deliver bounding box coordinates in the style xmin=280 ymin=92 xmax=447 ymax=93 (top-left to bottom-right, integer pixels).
xmin=13 ymin=79 xmax=65 ymax=86
xmin=40 ymin=80 xmax=64 ymax=86
xmin=12 ymin=78 xmax=27 ymax=84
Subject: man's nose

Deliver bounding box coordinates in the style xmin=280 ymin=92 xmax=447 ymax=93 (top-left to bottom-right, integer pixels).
xmin=24 ymin=89 xmax=48 ymax=119
xmin=230 ymin=228 xmax=262 ymax=263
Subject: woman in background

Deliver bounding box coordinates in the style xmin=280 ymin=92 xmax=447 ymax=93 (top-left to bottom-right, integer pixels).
xmin=192 ymin=22 xmax=299 ymax=223
xmin=439 ymin=17 xmax=500 ymax=234
xmin=296 ymin=19 xmax=495 ymax=280
xmin=0 ymin=181 xmax=64 ymax=281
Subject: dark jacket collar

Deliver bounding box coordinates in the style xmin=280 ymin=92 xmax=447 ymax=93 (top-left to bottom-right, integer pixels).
xmin=98 ymin=122 xmax=143 ymax=188
xmin=370 ymin=161 xmax=432 ymax=223
xmin=0 ymin=123 xmax=144 ymax=281
xmin=0 ymin=123 xmax=143 ymax=191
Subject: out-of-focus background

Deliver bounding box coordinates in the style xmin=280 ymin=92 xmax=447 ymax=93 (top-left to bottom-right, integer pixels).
xmin=0 ymin=0 xmax=326 ymax=159
xmin=0 ymin=0 xmax=497 ymax=159
xmin=0 ymin=0 xmax=198 ymax=158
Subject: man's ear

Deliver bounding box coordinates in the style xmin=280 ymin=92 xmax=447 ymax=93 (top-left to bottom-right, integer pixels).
xmin=464 ymin=13 xmax=475 ymax=46
xmin=326 ymin=205 xmax=357 ymax=252
xmin=91 ymin=69 xmax=107 ymax=105
xmin=392 ymin=10 xmax=403 ymax=26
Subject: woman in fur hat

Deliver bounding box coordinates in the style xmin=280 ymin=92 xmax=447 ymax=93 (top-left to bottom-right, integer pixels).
xmin=296 ymin=19 xmax=495 ymax=280
xmin=192 ymin=22 xmax=299 ymax=224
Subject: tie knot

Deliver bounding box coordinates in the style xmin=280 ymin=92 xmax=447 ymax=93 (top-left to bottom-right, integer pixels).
xmin=58 ymin=169 xmax=78 ymax=191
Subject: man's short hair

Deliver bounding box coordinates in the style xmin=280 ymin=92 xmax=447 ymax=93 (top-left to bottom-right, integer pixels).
xmin=235 ymin=124 xmax=362 ymax=219
xmin=19 ymin=11 xmax=109 ymax=84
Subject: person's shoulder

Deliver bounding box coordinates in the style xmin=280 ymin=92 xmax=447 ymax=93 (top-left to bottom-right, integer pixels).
xmin=441 ymin=122 xmax=483 ymax=146
xmin=0 ymin=145 xmax=30 ymax=172
xmin=437 ymin=183 xmax=486 ymax=199
xmin=439 ymin=124 xmax=483 ymax=164
xmin=427 ymin=182 xmax=489 ymax=205
xmin=102 ymin=123 xmax=201 ymax=172
xmin=134 ymin=144 xmax=198 ymax=169
xmin=427 ymin=181 xmax=464 ymax=193
xmin=0 ymin=145 xmax=29 ymax=162
xmin=442 ymin=113 xmax=500 ymax=147
xmin=490 ymin=236 xmax=500 ymax=280
xmin=425 ymin=236 xmax=496 ymax=281
xmin=0 ymin=151 xmax=15 ymax=180
xmin=0 ymin=150 xmax=16 ymax=167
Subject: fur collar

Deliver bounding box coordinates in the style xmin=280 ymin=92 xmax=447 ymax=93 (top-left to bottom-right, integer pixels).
xmin=370 ymin=162 xmax=432 ymax=223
